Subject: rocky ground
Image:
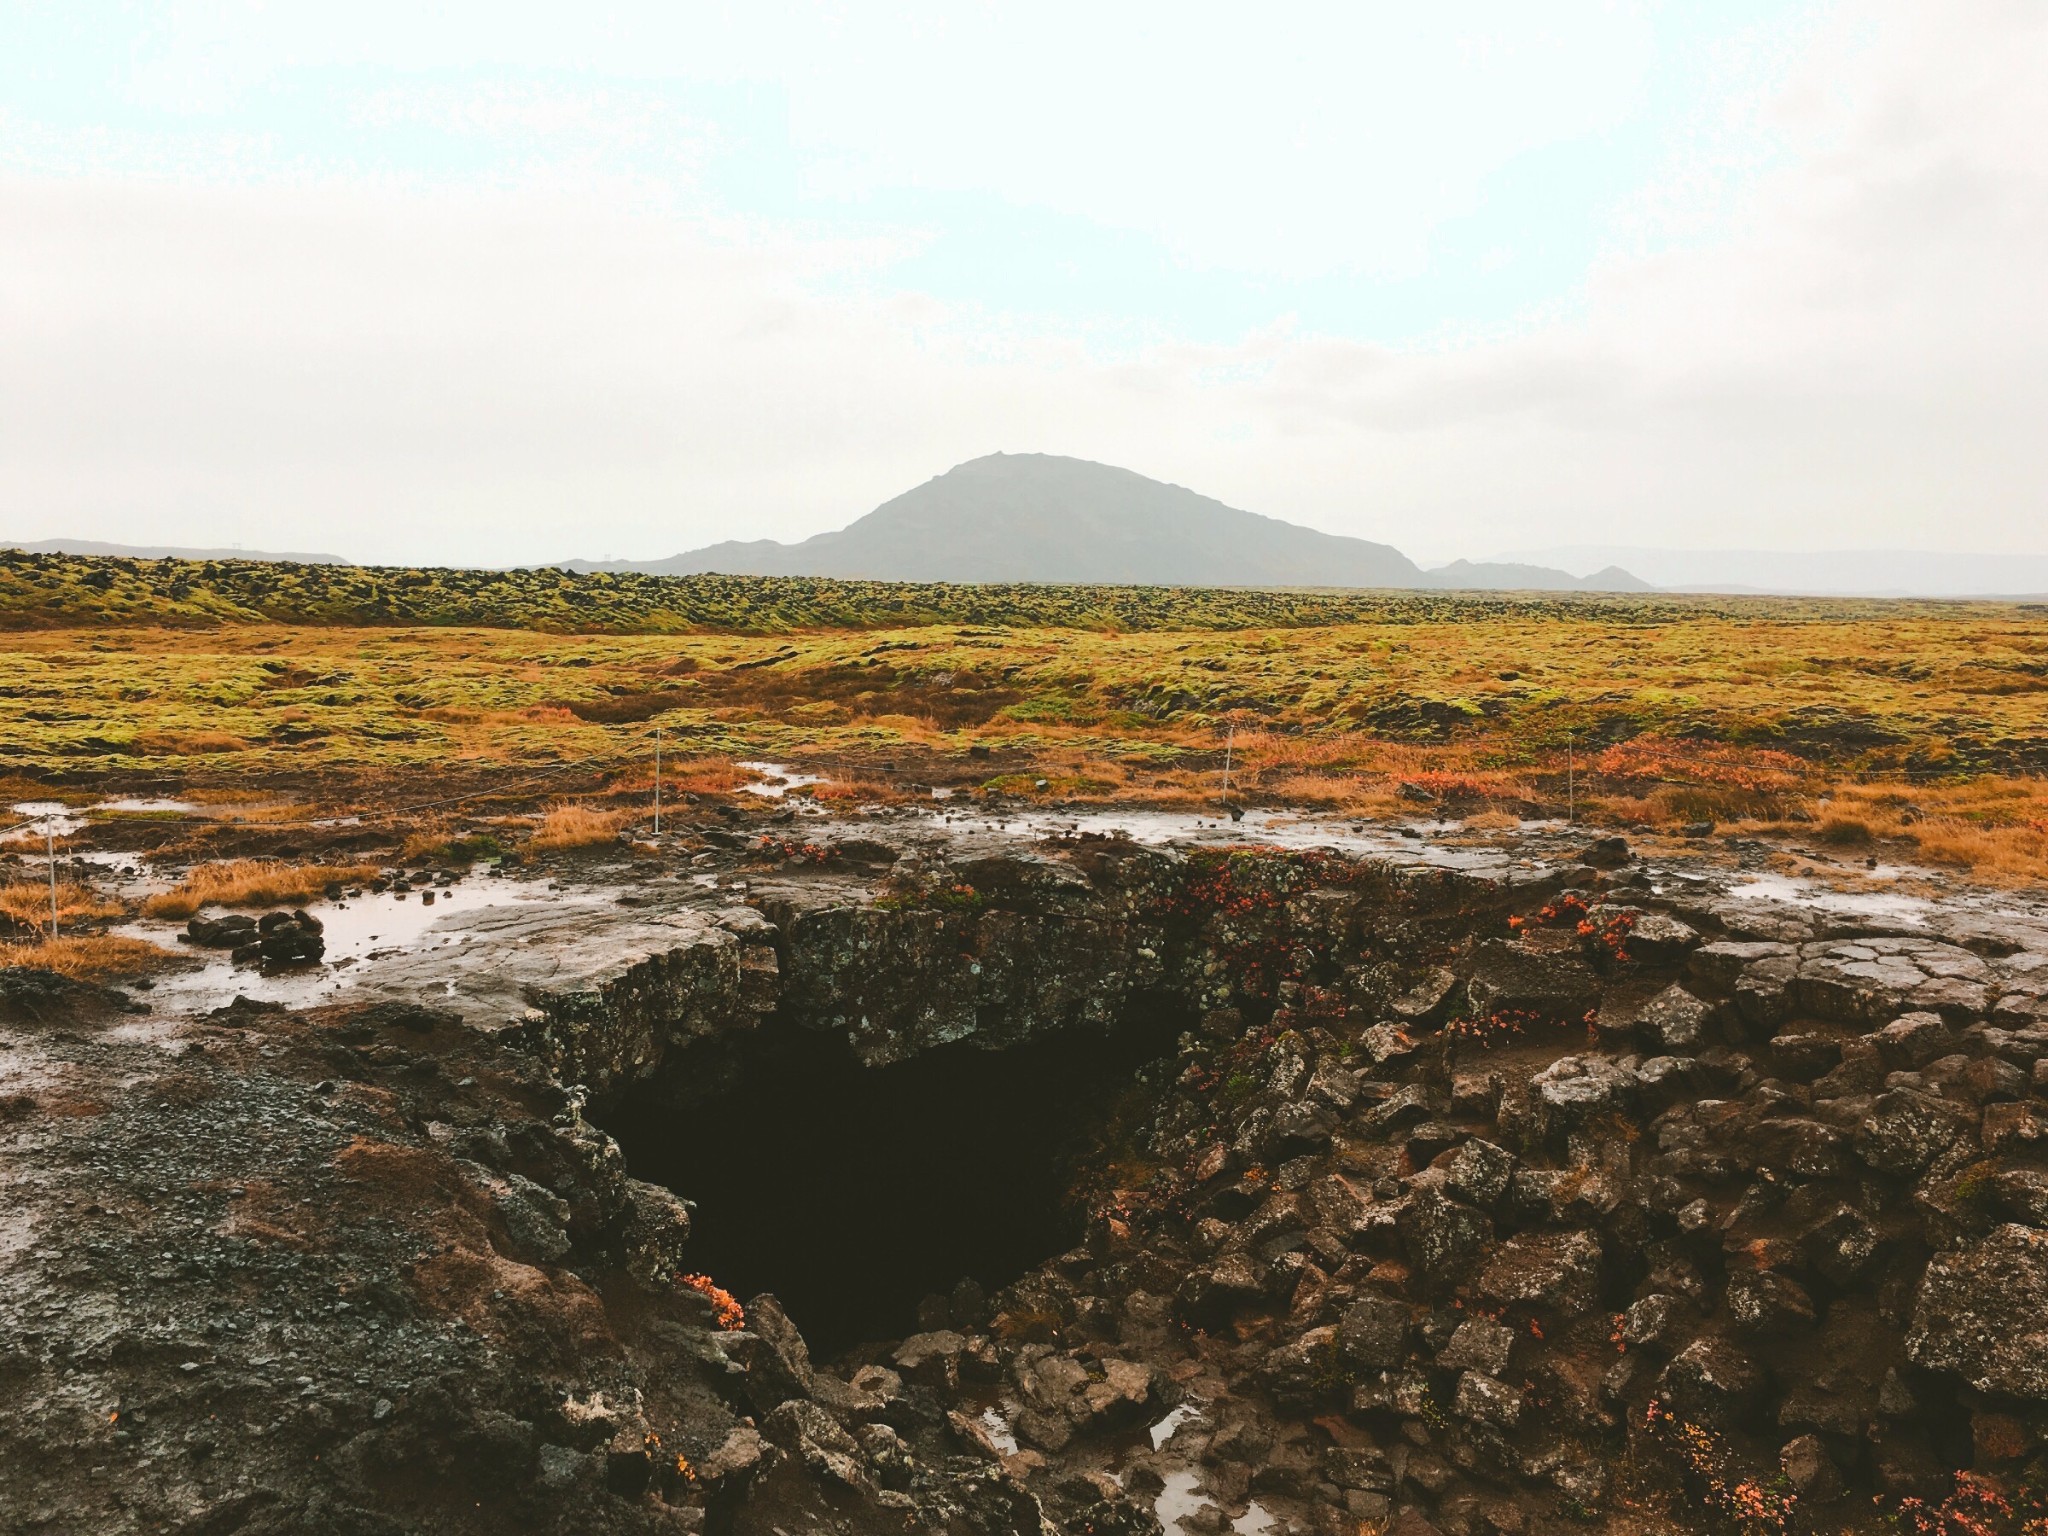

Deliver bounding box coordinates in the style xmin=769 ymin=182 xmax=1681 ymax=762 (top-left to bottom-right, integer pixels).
xmin=5 ymin=802 xmax=2048 ymax=1536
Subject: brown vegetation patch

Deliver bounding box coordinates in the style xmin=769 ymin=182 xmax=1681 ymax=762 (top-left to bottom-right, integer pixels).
xmin=329 ymin=1137 xmax=613 ymax=1351
xmin=408 ymin=1244 xmax=613 ymax=1358
xmin=150 ymin=1070 xmax=217 ymax=1109
xmin=0 ymin=879 xmax=122 ymax=934
xmin=695 ymin=661 xmax=1022 ymax=728
xmin=529 ymin=802 xmax=633 ymax=849
xmin=38 ymin=1094 xmax=108 ymax=1118
xmin=132 ymin=730 xmax=249 ymax=755
xmin=334 ymin=1136 xmax=472 ymax=1212
xmin=555 ymin=690 xmax=690 ymax=724
xmin=141 ymin=858 xmax=380 ymax=919
xmin=0 ymin=934 xmax=174 ymax=976
xmin=1816 ymin=815 xmax=1875 ymax=846
xmin=216 ymin=1178 xmax=317 ymax=1250
xmin=661 ymin=757 xmax=751 ymax=796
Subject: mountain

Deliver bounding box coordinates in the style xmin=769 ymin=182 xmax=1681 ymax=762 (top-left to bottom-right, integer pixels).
xmin=3 ymin=537 xmax=350 ymax=565
xmin=1424 ymin=560 xmax=1654 ymax=593
xmin=579 ymin=453 xmax=1422 ymax=586
xmin=1491 ymin=545 xmax=2048 ymax=599
xmin=564 ymin=453 xmax=1630 ymax=592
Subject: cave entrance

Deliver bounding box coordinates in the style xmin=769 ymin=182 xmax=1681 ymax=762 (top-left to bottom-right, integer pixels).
xmin=603 ymin=1004 xmax=1183 ymax=1356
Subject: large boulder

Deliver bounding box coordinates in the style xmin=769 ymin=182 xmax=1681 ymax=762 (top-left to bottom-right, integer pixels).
xmin=1791 ymin=939 xmax=1988 ymax=1027
xmin=1906 ymin=1225 xmax=2048 ymax=1400
xmin=1733 ymin=950 xmax=1801 ymax=1028
xmin=1689 ymin=940 xmax=1794 ymax=992
xmin=1637 ymin=984 xmax=1712 ymax=1053
xmin=740 ymin=1294 xmax=819 ymax=1411
xmin=617 ymin=1178 xmax=693 ymax=1289
xmin=1396 ymin=1188 xmax=1493 ymax=1290
xmin=1530 ymin=1055 xmax=1636 ymax=1131
xmin=184 ymin=912 xmax=258 ymax=949
xmin=1624 ymin=914 xmax=1700 ymax=966
xmin=1175 ymin=1251 xmax=1264 ymax=1327
xmin=1857 ymin=1089 xmax=1975 ymax=1176
xmin=1658 ymin=1337 xmax=1768 ymax=1426
xmin=1437 ymin=1317 xmax=1516 ymax=1375
xmin=1441 ymin=1138 xmax=1514 ymax=1210
xmin=1337 ymin=1292 xmax=1412 ymax=1373
xmin=1476 ymin=1230 xmax=1602 ymax=1316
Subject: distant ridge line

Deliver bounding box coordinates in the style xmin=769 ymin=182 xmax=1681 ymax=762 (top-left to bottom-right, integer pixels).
xmin=555 ymin=452 xmax=1650 ymax=594
xmin=4 ymin=537 xmax=351 ymax=566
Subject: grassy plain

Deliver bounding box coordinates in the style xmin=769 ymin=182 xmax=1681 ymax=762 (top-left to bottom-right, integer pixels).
xmin=1 ymin=551 xmax=2045 ymax=892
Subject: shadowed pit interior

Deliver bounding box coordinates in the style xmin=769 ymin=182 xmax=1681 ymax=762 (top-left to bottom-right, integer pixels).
xmin=602 ymin=1004 xmax=1186 ymax=1354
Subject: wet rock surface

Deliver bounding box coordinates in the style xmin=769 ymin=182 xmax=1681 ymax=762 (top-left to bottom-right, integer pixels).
xmin=6 ymin=814 xmax=2048 ymax=1534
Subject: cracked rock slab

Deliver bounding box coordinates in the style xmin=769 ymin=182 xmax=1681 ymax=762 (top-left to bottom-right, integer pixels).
xmin=1907 ymin=1225 xmax=2048 ymax=1401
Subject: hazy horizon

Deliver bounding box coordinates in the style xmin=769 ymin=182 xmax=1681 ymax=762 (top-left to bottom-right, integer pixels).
xmin=4 ymin=3 xmax=2045 ymax=568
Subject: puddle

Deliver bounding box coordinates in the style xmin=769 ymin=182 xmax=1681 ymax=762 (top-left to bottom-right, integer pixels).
xmin=977 ymin=1406 xmax=1019 ymax=1456
xmin=1132 ymin=1406 xmax=1278 ymax=1534
xmin=115 ymin=876 xmax=553 ymax=1011
xmin=3 ymin=801 xmax=84 ymax=842
xmin=1149 ymin=1403 xmax=1201 ymax=1451
xmin=7 ymin=797 xmax=204 ymax=840
xmin=737 ymin=762 xmax=830 ymax=798
xmin=1723 ymin=871 xmax=1935 ymax=920
xmin=1145 ymin=1466 xmax=1276 ymax=1535
xmin=1150 ymin=1469 xmax=1209 ymax=1532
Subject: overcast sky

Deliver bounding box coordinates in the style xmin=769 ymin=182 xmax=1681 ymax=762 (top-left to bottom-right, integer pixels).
xmin=2 ymin=2 xmax=2043 ymax=567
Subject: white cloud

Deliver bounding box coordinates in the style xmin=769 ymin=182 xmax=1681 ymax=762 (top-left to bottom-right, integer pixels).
xmin=0 ymin=1 xmax=2043 ymax=565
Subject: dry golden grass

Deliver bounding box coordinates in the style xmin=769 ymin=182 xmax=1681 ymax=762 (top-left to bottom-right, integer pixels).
xmin=0 ymin=934 xmax=175 ymax=976
xmin=1462 ymin=810 xmax=1523 ymax=831
xmin=529 ymin=803 xmax=633 ymax=849
xmin=1807 ymin=778 xmax=2048 ymax=883
xmin=141 ymin=859 xmax=381 ymax=919
xmin=653 ymin=757 xmax=754 ymax=797
xmin=216 ymin=802 xmax=318 ymax=825
xmin=399 ymin=819 xmax=457 ymax=860
xmin=1 ymin=597 xmax=2044 ymax=890
xmin=132 ymin=730 xmax=249 ymax=755
xmin=0 ymin=880 xmax=122 ymax=933
xmin=807 ymin=772 xmax=915 ymax=806
xmin=1571 ymin=772 xmax=2048 ymax=883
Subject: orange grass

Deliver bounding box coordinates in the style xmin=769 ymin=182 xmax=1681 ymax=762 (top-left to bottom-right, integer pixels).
xmin=3 ymin=605 xmax=2046 ymax=890
xmin=399 ymin=820 xmax=459 ymax=861
xmin=213 ymin=802 xmax=319 ymax=825
xmin=131 ymin=730 xmax=249 ymax=755
xmin=1807 ymin=778 xmax=2048 ymax=882
xmin=661 ymin=757 xmax=754 ymax=796
xmin=0 ymin=880 xmax=122 ymax=933
xmin=141 ymin=859 xmax=381 ymax=919
xmin=0 ymin=934 xmax=176 ymax=976
xmin=529 ymin=803 xmax=634 ymax=849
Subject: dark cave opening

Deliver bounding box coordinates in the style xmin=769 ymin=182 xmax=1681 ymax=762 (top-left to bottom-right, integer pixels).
xmin=603 ymin=1002 xmax=1185 ymax=1357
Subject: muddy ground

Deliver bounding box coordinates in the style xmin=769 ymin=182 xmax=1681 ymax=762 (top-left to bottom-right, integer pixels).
xmin=4 ymin=783 xmax=2048 ymax=1536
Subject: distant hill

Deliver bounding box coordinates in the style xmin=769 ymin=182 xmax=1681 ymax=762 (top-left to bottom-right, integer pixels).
xmin=1425 ymin=559 xmax=1653 ymax=593
xmin=561 ymin=452 xmax=1631 ymax=593
xmin=568 ymin=453 xmax=1425 ymax=587
xmin=1491 ymin=544 xmax=2048 ymax=598
xmin=3 ymin=537 xmax=350 ymax=566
